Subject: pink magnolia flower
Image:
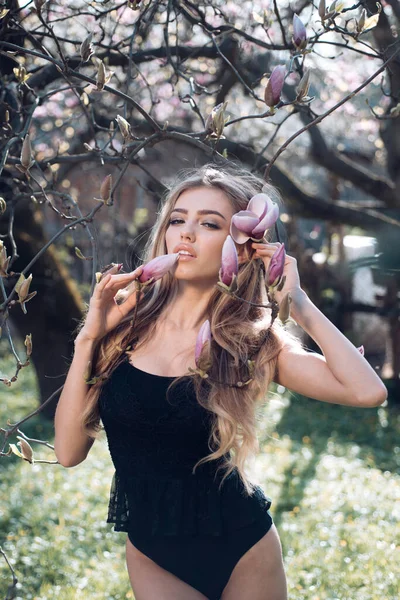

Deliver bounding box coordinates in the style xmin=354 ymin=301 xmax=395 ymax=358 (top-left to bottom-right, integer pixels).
xmin=195 ymin=320 xmax=212 ymax=372
xmin=292 ymin=14 xmax=307 ymax=50
xmin=114 ymin=254 xmax=179 ymax=305
xmin=230 ymin=193 xmax=280 ymax=244
xmin=264 ymin=65 xmax=286 ymax=108
xmin=266 ymin=244 xmax=286 ymax=287
xmin=219 ymin=235 xmax=238 ymax=287
xmin=138 ymin=253 xmax=179 ymax=283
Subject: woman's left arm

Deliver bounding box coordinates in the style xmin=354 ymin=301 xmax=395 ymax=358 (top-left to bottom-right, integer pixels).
xmin=253 ymin=241 xmax=388 ymax=408
xmin=276 ymin=288 xmax=388 ymax=408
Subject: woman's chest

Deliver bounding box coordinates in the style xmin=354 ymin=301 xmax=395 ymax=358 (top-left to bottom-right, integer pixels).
xmin=99 ymin=360 xmax=212 ymax=436
xmin=127 ymin=331 xmax=198 ymax=376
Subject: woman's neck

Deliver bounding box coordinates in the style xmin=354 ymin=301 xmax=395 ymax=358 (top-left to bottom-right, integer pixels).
xmin=158 ymin=284 xmax=213 ymax=331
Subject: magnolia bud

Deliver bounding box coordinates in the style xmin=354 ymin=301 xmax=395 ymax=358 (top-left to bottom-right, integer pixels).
xmin=83 ymin=360 xmax=92 ymax=382
xmin=357 ymin=9 xmax=366 ymax=33
xmin=96 ymin=263 xmax=123 ymax=283
xmin=195 ymin=320 xmax=213 ymax=373
xmin=264 ymin=66 xmax=286 ymax=108
xmin=115 ymin=115 xmax=132 ymax=140
xmin=219 ymin=235 xmax=239 ymax=288
xmin=138 ymin=254 xmax=179 ymax=284
xmin=96 ymin=60 xmax=106 ymax=91
xmin=296 ymin=70 xmax=314 ymax=104
xmin=19 ymin=134 xmax=34 ymax=171
xmin=100 ymin=174 xmax=112 ymax=204
xmin=266 ymin=244 xmax=286 ymax=288
xmin=0 ymin=241 xmax=10 ymax=277
xmin=205 ymin=102 xmax=229 ymax=138
xmin=96 ymin=60 xmax=113 ymax=91
xmin=292 ymin=14 xmax=307 ymax=51
xmin=80 ymin=33 xmax=94 ymax=63
xmin=15 ymin=273 xmax=37 ymax=314
xmin=318 ymin=0 xmax=326 ymax=20
xmin=278 ymin=291 xmax=292 ymax=323
xmin=16 ymin=273 xmax=31 ymax=302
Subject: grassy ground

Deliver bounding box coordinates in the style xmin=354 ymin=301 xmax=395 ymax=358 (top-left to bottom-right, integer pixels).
xmin=1 ymin=348 xmax=399 ymax=600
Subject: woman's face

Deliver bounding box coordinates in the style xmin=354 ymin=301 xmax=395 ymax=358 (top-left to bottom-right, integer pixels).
xmin=165 ymin=186 xmax=239 ymax=286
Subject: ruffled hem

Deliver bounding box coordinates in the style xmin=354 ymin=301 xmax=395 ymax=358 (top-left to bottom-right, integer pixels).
xmin=106 ymin=470 xmax=272 ymax=537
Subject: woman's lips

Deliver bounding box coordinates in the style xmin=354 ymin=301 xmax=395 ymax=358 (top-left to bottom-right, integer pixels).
xmin=178 ymin=254 xmax=196 ymax=261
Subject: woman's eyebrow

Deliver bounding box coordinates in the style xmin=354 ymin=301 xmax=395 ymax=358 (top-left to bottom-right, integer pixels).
xmin=171 ymin=208 xmax=227 ymax=221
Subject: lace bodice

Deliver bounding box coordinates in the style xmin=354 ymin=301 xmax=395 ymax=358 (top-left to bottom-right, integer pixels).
xmin=98 ymin=354 xmax=272 ymax=536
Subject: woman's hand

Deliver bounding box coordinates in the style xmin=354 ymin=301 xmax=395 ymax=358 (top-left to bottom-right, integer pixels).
xmin=76 ymin=267 xmax=144 ymax=343
xmin=251 ymin=241 xmax=302 ymax=305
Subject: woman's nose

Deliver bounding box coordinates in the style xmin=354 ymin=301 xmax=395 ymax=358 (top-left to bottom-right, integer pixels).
xmin=180 ymin=227 xmax=195 ymax=241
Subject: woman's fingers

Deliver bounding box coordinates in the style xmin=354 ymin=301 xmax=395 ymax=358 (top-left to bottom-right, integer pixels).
xmin=91 ymin=268 xmax=143 ymax=303
xmin=102 ymin=268 xmax=143 ymax=290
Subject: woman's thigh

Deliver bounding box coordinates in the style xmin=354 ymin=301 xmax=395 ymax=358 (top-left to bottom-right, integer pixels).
xmin=125 ymin=536 xmax=209 ymax=600
xmin=221 ymin=524 xmax=287 ymax=600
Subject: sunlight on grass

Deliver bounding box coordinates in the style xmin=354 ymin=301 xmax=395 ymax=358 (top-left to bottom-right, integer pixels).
xmin=254 ymin=387 xmax=400 ymax=600
xmin=1 ymin=343 xmax=399 ymax=599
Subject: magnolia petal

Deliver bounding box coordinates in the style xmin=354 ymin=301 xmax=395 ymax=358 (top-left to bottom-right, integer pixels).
xmin=251 ymin=201 xmax=280 ymax=237
xmin=247 ymin=193 xmax=271 ymax=218
xmin=195 ymin=320 xmax=211 ymax=366
xmin=267 ymin=243 xmax=286 ymax=287
xmin=230 ymin=220 xmax=251 ymax=245
xmin=219 ymin=235 xmax=239 ymax=286
xmin=139 ymin=253 xmax=179 ymax=283
xmin=231 ymin=210 xmax=259 ymax=235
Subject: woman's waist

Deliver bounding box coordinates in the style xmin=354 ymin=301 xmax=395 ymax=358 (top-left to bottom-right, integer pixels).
xmin=110 ymin=451 xmax=231 ymax=480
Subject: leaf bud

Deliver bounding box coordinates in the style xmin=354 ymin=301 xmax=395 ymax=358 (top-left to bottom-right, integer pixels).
xmin=24 ymin=333 xmax=33 ymax=357
xmin=13 ymin=64 xmax=30 ymax=84
xmin=75 ymin=247 xmax=86 ymax=260
xmin=278 ymin=291 xmax=292 ymax=323
xmin=16 ymin=437 xmax=34 ymax=463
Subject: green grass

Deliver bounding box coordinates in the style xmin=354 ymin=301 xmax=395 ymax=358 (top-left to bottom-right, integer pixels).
xmin=1 ymin=346 xmax=399 ymax=599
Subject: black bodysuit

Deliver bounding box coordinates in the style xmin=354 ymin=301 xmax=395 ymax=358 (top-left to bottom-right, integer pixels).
xmin=98 ymin=353 xmax=273 ymax=599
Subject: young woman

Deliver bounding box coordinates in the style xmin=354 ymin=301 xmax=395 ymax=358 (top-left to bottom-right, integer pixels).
xmin=54 ymin=163 xmax=387 ymax=600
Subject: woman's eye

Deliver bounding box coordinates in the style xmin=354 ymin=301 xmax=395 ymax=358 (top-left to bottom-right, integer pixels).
xmin=168 ymin=219 xmax=220 ymax=229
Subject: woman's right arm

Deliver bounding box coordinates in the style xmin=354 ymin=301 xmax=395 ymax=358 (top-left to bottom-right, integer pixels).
xmin=54 ymin=266 xmax=144 ymax=468
xmin=54 ymin=333 xmax=98 ymax=467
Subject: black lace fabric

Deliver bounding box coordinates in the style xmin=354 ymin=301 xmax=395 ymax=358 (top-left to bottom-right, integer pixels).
xmin=99 ymin=355 xmax=272 ymax=537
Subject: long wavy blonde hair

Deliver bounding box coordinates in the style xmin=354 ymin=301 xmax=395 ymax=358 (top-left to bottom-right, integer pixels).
xmin=77 ymin=162 xmax=305 ymax=495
